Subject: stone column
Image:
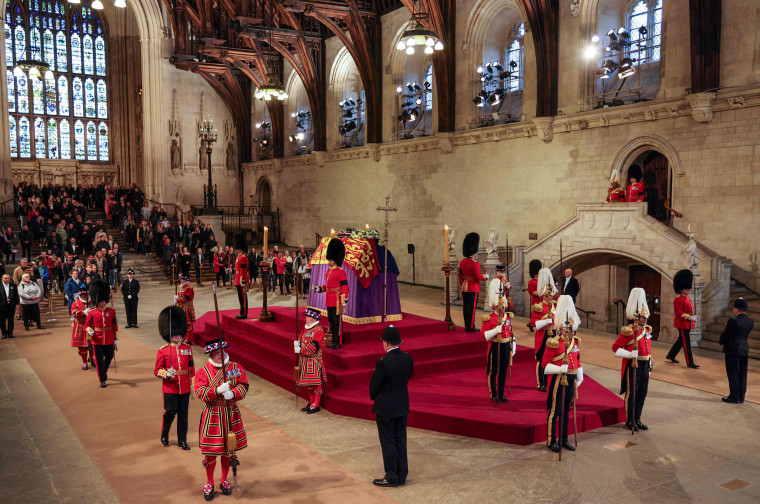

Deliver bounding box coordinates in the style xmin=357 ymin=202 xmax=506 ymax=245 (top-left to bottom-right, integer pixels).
xmin=139 ymin=36 xmax=167 ymax=201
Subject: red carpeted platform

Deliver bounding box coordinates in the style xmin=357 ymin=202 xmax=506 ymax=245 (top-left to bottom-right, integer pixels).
xmin=191 ymin=307 xmax=624 ymax=446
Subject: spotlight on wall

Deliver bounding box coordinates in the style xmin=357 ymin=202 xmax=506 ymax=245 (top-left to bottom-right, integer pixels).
xmin=618 ymin=58 xmax=636 ymax=78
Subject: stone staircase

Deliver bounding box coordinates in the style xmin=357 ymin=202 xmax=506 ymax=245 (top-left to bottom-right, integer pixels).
xmin=699 ymin=280 xmax=760 ymax=359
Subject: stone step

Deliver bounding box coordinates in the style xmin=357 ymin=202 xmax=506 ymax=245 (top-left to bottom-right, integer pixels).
xmin=704 ymin=324 xmax=760 ymax=341
xmin=699 ymin=339 xmax=760 ymax=359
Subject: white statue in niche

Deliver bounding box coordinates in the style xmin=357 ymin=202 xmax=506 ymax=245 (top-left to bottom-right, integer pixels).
xmin=485 ymin=227 xmax=499 ymax=258
xmin=170 ymin=139 xmax=181 ymax=171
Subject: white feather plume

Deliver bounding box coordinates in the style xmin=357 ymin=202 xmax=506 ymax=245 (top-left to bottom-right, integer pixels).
xmin=626 ymin=287 xmax=650 ymax=319
xmin=554 ymin=295 xmax=580 ymax=332
xmin=537 ymin=268 xmax=557 ymax=297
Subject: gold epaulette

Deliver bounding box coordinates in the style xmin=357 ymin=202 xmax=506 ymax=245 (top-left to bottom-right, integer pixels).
xmin=159 ymin=343 xmax=169 ymax=349
xmin=574 ymin=336 xmax=581 ymax=345
xmin=546 ymin=336 xmax=560 ymax=349
xmin=506 ymin=312 xmax=514 ymax=319
xmin=644 ymin=324 xmax=652 ymax=332
xmin=533 ymin=303 xmax=544 ymax=313
xmin=620 ymin=325 xmax=633 ymax=337
xmin=482 ymin=314 xmax=491 ymax=322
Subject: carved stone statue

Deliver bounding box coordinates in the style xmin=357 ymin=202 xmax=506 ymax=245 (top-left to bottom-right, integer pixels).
xmin=485 ymin=227 xmax=499 ymax=258
xmin=226 ymin=141 xmax=236 ymax=172
xmin=448 ymin=227 xmax=456 ymax=255
xmin=170 ymin=139 xmax=181 ymax=171
xmin=570 ymin=0 xmax=580 ymax=17
xmin=684 ymin=226 xmax=699 ymax=273
xmin=199 ymin=140 xmax=208 ymax=171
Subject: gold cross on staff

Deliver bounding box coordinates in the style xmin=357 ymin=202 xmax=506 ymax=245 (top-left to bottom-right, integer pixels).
xmin=376 ymin=194 xmax=397 ymax=323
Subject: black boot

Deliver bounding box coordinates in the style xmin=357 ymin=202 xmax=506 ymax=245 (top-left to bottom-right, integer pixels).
xmin=635 ymin=420 xmax=649 ymax=430
xmin=562 ymin=440 xmax=576 ymax=451
xmin=626 ymin=421 xmax=639 ymax=431
xmin=548 ymin=441 xmax=560 ymax=453
xmin=491 ymin=395 xmax=501 ymax=403
xmin=178 ymin=440 xmax=191 ymax=450
xmin=161 ymin=434 xmax=169 ymax=446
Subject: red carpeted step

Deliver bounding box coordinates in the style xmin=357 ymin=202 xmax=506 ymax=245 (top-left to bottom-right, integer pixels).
xmin=195 ymin=307 xmax=625 ymax=445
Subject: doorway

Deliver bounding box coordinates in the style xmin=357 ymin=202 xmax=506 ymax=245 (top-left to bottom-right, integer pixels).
xmin=642 ymin=151 xmax=671 ymax=222
xmin=629 ymin=265 xmax=661 ymax=339
xmin=257 ymin=178 xmax=272 ymax=211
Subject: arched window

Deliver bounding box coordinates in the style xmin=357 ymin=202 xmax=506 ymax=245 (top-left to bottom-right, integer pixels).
xmin=504 ymin=22 xmax=524 ymax=92
xmin=423 ymin=64 xmax=433 ymax=111
xmin=626 ymin=0 xmax=662 ymax=65
xmin=5 ymin=0 xmax=110 ymax=161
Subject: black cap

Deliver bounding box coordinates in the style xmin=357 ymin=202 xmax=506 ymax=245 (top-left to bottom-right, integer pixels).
xmin=734 ymin=297 xmax=748 ymax=311
xmin=495 ymin=265 xmax=505 ymax=272
xmin=381 ymin=325 xmax=402 ymax=346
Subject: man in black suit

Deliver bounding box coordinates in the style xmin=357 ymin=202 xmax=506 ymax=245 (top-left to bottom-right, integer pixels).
xmin=121 ymin=268 xmax=140 ymax=328
xmin=563 ymin=268 xmax=580 ymax=304
xmin=193 ymin=248 xmax=205 ymax=287
xmin=369 ymin=325 xmax=413 ymax=488
xmin=0 ymin=273 xmax=20 ymax=338
xmin=719 ymin=297 xmax=754 ymax=404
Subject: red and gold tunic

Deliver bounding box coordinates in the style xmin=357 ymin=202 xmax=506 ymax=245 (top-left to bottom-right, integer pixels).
xmin=84 ymin=307 xmax=118 ymax=346
xmin=527 ymin=277 xmax=540 ymax=307
xmin=673 ymin=294 xmax=694 ymax=330
xmin=541 ymin=334 xmax=581 ymax=373
xmin=177 ymin=283 xmax=195 ymax=323
xmin=480 ymin=312 xmax=514 ymax=362
xmin=606 ymin=187 xmax=625 ymax=202
xmin=626 ymin=181 xmax=645 ymax=202
xmin=234 ymin=253 xmax=248 ymax=286
xmin=70 ymin=298 xmax=89 ymax=347
xmin=530 ymin=300 xmax=554 ymax=354
xmin=320 ymin=266 xmax=348 ymax=308
xmin=458 ymin=257 xmax=485 ymax=293
xmin=494 ymin=277 xmax=514 ymax=310
xmin=154 ymin=343 xmax=196 ymax=395
xmin=298 ymin=324 xmax=327 ymax=386
xmin=194 ymin=360 xmax=249 ymax=456
xmin=612 ymin=324 xmax=652 ymax=392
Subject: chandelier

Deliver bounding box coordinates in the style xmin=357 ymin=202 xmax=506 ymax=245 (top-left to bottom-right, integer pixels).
xmin=395 ymin=3 xmax=443 ymax=55
xmin=255 ymin=0 xmax=288 ymax=101
xmin=14 ymin=42 xmax=51 ymax=81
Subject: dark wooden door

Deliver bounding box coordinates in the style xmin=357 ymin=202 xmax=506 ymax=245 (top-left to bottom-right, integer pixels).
xmin=643 ymin=152 xmax=670 ymax=222
xmin=629 ymin=265 xmax=662 ymax=339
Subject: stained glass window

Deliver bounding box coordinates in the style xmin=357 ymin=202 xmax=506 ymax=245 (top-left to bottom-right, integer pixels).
xmin=34 ymin=117 xmax=46 ymax=158
xmin=47 ymin=118 xmax=58 ymax=158
xmin=6 ymin=0 xmax=110 ymax=161
xmin=9 ymin=115 xmax=18 ymax=157
xmin=6 ymin=70 xmax=15 ymax=112
xmin=59 ymin=118 xmax=70 ymax=159
xmin=73 ymin=119 xmax=85 ymax=159
xmin=86 ymin=121 xmax=97 ymax=159
xmin=96 ymin=79 xmax=107 ymax=118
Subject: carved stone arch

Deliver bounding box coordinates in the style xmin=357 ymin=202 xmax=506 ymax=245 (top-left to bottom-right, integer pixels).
xmin=611 ymin=134 xmax=684 ymax=179
xmin=463 ymin=0 xmax=533 ymax=126
xmin=328 ymin=47 xmax=360 ymax=148
xmin=255 ymin=175 xmax=273 ymax=210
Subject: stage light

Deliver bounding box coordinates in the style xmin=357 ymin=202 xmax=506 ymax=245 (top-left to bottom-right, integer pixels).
xmin=413 ymin=83 xmax=421 ymax=92
xmin=291 ymin=112 xmax=296 ymax=118
xmin=618 ymin=30 xmax=630 ymax=42
xmin=396 ymin=40 xmax=406 ymax=51
xmin=406 ymin=46 xmax=414 ymax=55
xmin=485 ymin=63 xmax=493 ymax=73
xmin=583 ymin=45 xmax=597 ymax=60
xmin=606 ymin=29 xmax=618 ymax=41
xmin=509 ymin=60 xmax=517 ymax=69
xmin=486 ymin=89 xmax=503 ymax=105
xmin=423 ymin=81 xmax=431 ymax=88
xmin=638 ymin=27 xmax=648 ymax=36
xmin=618 ymin=58 xmax=635 ymax=78
xmin=602 ymin=60 xmax=617 ymax=72
xmin=617 ymin=27 xmax=626 ymax=34
xmin=498 ymin=71 xmax=511 ymax=80
xmin=406 ymin=83 xmax=414 ymax=92
xmin=296 ymin=132 xmax=304 ymax=141
xmin=396 ymin=86 xmax=402 ymax=93
xmin=415 ymin=98 xmax=422 ymax=105
xmin=473 ymin=96 xmax=484 ymax=106
xmin=493 ymin=62 xmax=503 ymax=72
xmin=591 ymin=35 xmax=600 ymax=43
xmin=477 ymin=66 xmax=483 ymax=74
xmin=255 ymin=122 xmax=261 ymax=128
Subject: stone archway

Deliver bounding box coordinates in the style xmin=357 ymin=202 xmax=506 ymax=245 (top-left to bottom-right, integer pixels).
xmin=256 ymin=176 xmax=272 ymax=210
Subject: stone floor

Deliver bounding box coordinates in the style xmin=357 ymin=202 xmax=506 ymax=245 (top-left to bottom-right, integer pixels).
xmin=1 ymin=277 xmax=759 ymax=503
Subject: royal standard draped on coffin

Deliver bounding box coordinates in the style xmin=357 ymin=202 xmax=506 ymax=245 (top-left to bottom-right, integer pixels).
xmin=307 ymin=236 xmax=402 ymax=324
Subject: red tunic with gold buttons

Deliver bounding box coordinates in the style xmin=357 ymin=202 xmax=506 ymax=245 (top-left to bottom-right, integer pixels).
xmin=194 ymin=360 xmax=249 ymax=456
xmin=154 ymin=343 xmax=196 ymax=394
xmin=298 ymin=325 xmax=327 ymax=386
xmin=84 ymin=307 xmax=118 ymax=345
xmin=177 ymin=283 xmax=196 ymax=336
xmin=606 ymin=187 xmax=625 ymax=202
xmin=612 ymin=324 xmax=652 ymax=392
xmin=541 ymin=334 xmax=581 ymax=373
xmin=320 ymin=266 xmax=348 ymax=308
xmin=527 ymin=278 xmax=540 ymax=307
xmin=480 ymin=312 xmax=514 ymax=361
xmin=234 ymin=253 xmax=248 ymax=286
xmin=626 ymin=181 xmax=645 ymax=202
xmin=70 ymin=298 xmax=89 ymax=347
xmin=673 ymin=294 xmax=694 ymax=329
xmin=458 ymin=257 xmax=485 ymax=293
xmin=530 ymin=300 xmax=554 ymax=354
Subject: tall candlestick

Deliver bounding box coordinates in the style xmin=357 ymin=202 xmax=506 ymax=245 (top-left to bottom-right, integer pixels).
xmin=330 ymin=229 xmax=336 ymax=239
xmin=444 ymin=225 xmax=450 ymax=265
xmin=263 ymin=226 xmax=268 ymax=257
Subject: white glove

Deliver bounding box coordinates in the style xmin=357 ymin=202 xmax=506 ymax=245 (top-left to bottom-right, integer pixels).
xmin=484 ymin=274 xmax=490 ymax=280
xmin=631 ymin=350 xmax=639 ymax=359
xmin=312 ymin=285 xmax=322 ymax=293
xmin=505 ymin=281 xmax=512 ymax=290
xmin=216 ymin=381 xmax=231 ymax=395
xmin=114 ymin=340 xmax=119 ymax=345
xmin=222 ymin=390 xmax=234 ymax=400
xmin=166 ymin=368 xmax=176 ymax=378
xmin=173 ymin=295 xmax=178 ymax=303
xmin=690 ymin=315 xmax=699 ymax=322
xmin=615 ymin=348 xmax=631 ymax=358
xmin=560 ymin=364 xmax=569 ymax=374
xmin=577 ymin=367 xmax=584 ymax=387
xmin=483 ymin=326 xmax=501 ymax=342
xmin=535 ymin=319 xmax=552 ymax=331
xmin=511 ymin=342 xmax=516 ymax=356
xmin=84 ymin=308 xmax=92 ymax=315
xmin=127 ymin=295 xmax=132 ymax=299
xmin=544 ymin=363 xmax=562 ymax=375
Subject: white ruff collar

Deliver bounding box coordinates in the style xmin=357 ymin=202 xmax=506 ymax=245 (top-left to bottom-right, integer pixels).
xmin=209 ymin=353 xmax=229 ymax=368
xmin=305 ymin=321 xmax=319 ymax=330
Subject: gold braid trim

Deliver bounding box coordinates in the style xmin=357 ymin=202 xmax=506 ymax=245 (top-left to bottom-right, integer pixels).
xmin=546 ymin=336 xmax=559 ymax=349
xmin=533 ymin=303 xmax=544 ymax=313
xmin=621 ymin=325 xmax=633 ymax=337
xmin=157 ymin=369 xmax=169 ymax=379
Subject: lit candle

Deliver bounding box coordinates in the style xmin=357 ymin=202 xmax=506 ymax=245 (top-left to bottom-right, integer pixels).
xmin=263 ymin=226 xmax=268 ymax=258
xmin=331 ymin=229 xmax=336 ymax=239
xmin=365 ymin=224 xmax=370 ymax=231
xmin=444 ymin=225 xmax=449 ymax=265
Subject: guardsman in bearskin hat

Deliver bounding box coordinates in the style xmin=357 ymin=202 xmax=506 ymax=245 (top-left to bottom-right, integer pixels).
xmin=459 ymin=233 xmax=488 ymax=332
xmin=606 ymin=169 xmax=625 ymax=202
xmin=612 ymin=288 xmax=653 ymax=431
xmin=154 ymin=306 xmax=195 ymax=450
xmin=625 ymin=164 xmax=646 ymax=202
xmin=530 ymin=268 xmax=557 ymax=391
xmin=313 ymin=238 xmax=349 ymax=349
xmin=233 ymin=235 xmax=249 ymax=319
xmin=542 ymin=295 xmax=583 ymax=453
xmin=70 ymin=283 xmax=92 ymax=370
xmin=295 ymin=308 xmax=327 ymax=414
xmin=481 ymin=278 xmax=515 ymax=403
xmin=195 ymin=338 xmax=249 ymax=501
xmin=84 ymin=279 xmax=119 ymax=388
xmin=666 ymin=269 xmax=700 ymax=368
xmin=176 ymin=273 xmax=196 ymax=341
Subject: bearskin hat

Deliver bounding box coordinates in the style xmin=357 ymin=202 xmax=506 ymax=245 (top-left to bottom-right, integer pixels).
xmin=555 ymin=295 xmax=580 ymax=332
xmin=234 ymin=233 xmax=247 ymax=252
xmin=628 ymin=164 xmax=643 ymax=182
xmin=89 ymin=279 xmax=110 ymax=304
xmin=537 ymin=267 xmax=557 ymax=298
xmin=159 ymin=305 xmax=188 ymax=343
xmin=673 ymin=269 xmax=693 ymax=294
xmin=462 ymin=232 xmax=480 ymax=258
xmin=626 ymin=287 xmax=650 ymax=319
xmin=326 ymin=238 xmax=346 ymax=267
xmin=529 ymin=259 xmax=542 ymax=278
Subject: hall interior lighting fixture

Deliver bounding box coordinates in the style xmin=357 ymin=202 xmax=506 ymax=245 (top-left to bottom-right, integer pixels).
xmin=618 ymin=58 xmax=636 ymax=79
xmin=13 ymin=42 xmax=50 ymax=81
xmin=395 ymin=1 xmax=444 ymax=55
xmin=67 ymin=0 xmax=81 ymax=4
xmin=114 ymin=0 xmax=127 ymax=7
xmin=255 ymin=0 xmax=288 ymax=101
xmin=338 ymin=97 xmax=364 ymax=142
xmin=396 ymin=86 xmax=403 ymax=93
xmin=91 ymin=0 xmax=104 ymax=9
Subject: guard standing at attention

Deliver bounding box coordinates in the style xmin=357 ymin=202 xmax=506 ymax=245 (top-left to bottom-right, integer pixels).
xmin=233 ymin=234 xmax=249 ymax=320
xmin=459 ymin=232 xmax=488 ymax=332
xmin=530 ymin=268 xmax=557 ymax=392
xmin=481 ymin=278 xmax=515 ymax=403
xmin=295 ymin=308 xmax=327 ymax=414
xmin=121 ymin=268 xmax=140 ymax=328
xmin=84 ymin=280 xmax=118 ymax=388
xmin=625 ymin=164 xmax=646 ymax=202
xmin=313 ymin=238 xmax=349 ymax=349
xmin=666 ymin=269 xmax=699 ymax=368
